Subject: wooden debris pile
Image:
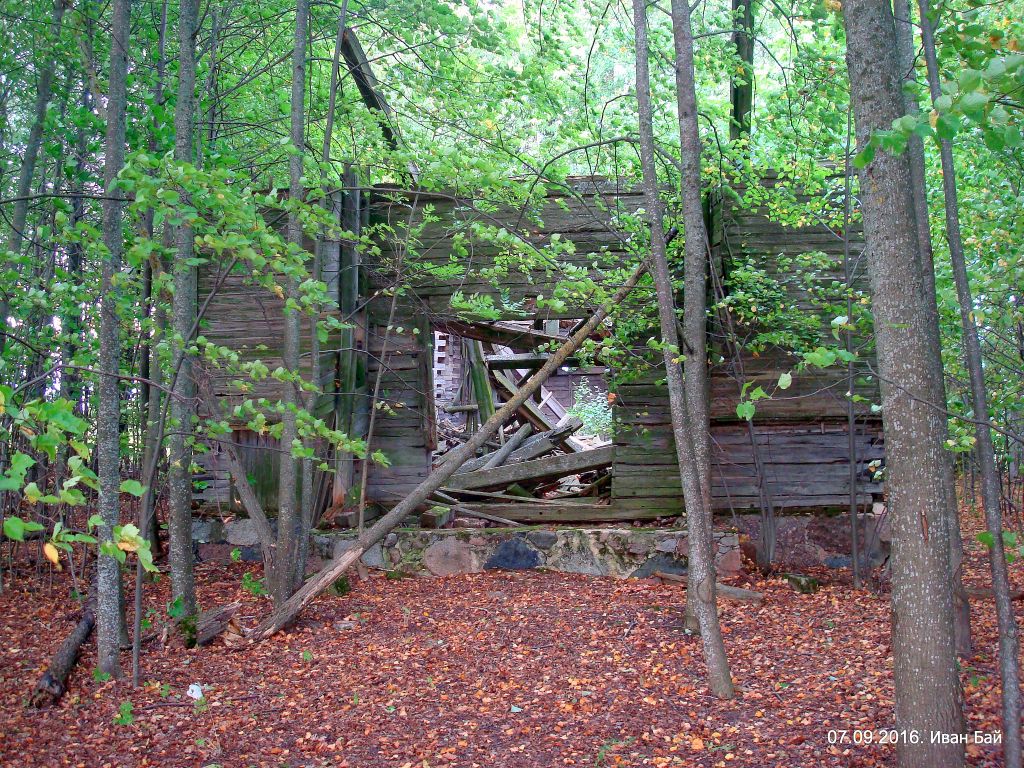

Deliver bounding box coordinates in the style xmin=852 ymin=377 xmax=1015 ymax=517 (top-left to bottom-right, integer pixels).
xmin=427 ymin=320 xmax=616 ymax=525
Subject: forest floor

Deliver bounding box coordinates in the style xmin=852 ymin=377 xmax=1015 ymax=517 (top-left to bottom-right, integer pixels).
xmin=0 ymin=506 xmax=1019 ymax=768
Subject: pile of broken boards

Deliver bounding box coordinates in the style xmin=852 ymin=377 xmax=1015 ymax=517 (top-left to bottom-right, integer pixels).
xmin=427 ymin=418 xmax=614 ymax=528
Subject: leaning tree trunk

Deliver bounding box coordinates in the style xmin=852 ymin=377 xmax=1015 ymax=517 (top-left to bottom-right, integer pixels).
xmin=633 ymin=0 xmax=735 ymax=700
xmin=893 ymin=0 xmax=972 ymax=656
xmin=274 ymin=0 xmax=311 ymax=605
xmin=842 ymin=1 xmax=965 ymax=766
xmin=167 ymin=0 xmax=201 ymax=621
xmin=95 ymin=0 xmax=132 ymax=679
xmin=918 ymin=3 xmax=1021 ymax=763
xmin=250 ymin=261 xmax=649 ymax=639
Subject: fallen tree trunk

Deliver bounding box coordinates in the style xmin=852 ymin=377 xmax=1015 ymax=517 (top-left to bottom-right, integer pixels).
xmin=653 ymin=571 xmax=764 ymax=605
xmin=31 ymin=585 xmax=97 ymax=707
xmin=965 ymin=585 xmax=1024 ymax=602
xmin=195 ymin=601 xmax=243 ymax=646
xmin=249 ymin=261 xmax=649 ymax=640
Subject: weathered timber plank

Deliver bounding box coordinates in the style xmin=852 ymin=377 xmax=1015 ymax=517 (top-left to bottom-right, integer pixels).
xmin=448 ymin=446 xmax=615 ymax=491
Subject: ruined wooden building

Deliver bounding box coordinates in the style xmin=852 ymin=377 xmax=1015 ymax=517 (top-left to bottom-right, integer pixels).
xmin=195 ymin=174 xmax=883 ymax=526
xmin=192 ymin=28 xmax=883 ymax=530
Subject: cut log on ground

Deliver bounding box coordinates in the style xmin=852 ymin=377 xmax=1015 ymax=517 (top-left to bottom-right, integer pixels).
xmin=195 ymin=602 xmax=243 ymax=646
xmin=247 ymin=260 xmax=648 ymax=640
xmin=31 ymin=585 xmax=96 ymax=707
xmin=447 ymin=445 xmax=614 ymax=491
xmin=653 ymin=571 xmax=765 ymax=605
xmin=965 ymin=585 xmax=1024 ymax=601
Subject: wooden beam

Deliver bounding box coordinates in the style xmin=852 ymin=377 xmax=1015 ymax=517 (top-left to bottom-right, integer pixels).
xmin=482 ymin=423 xmax=532 ymax=469
xmin=448 ymin=445 xmax=614 ymax=491
xmin=456 ymin=501 xmax=667 ymax=523
xmin=486 ymin=353 xmax=579 ymax=370
xmin=434 ymin=319 xmax=565 ymax=352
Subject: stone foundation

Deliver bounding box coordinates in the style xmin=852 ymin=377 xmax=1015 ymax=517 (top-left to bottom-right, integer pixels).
xmin=192 ymin=519 xmax=741 ymax=579
xmin=192 ymin=510 xmax=887 ymax=577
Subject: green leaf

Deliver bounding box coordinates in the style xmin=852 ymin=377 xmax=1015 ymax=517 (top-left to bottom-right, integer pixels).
xmin=777 ymin=372 xmax=792 ymax=390
xmin=736 ymin=400 xmax=756 ymax=421
xmin=119 ymin=479 xmax=148 ymax=497
xmin=852 ymin=144 xmax=875 ymax=169
xmin=3 ymin=517 xmax=26 ymax=541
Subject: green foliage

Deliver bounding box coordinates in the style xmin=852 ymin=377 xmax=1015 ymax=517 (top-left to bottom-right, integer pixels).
xmin=113 ymin=701 xmax=135 ymax=726
xmin=567 ymin=381 xmax=613 ymax=439
xmin=241 ymin=571 xmax=268 ymax=597
xmin=977 ymin=529 xmax=1024 ymax=564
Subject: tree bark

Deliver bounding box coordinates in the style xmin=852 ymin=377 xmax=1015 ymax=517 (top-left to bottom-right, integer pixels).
xmin=842 ymin=1 xmax=965 ymax=764
xmin=250 ymin=260 xmax=649 ymax=640
xmin=670 ymin=0 xmax=718 ymax=627
xmin=273 ymin=0 xmax=310 ymax=605
xmin=917 ymin=3 xmax=1021 ymax=763
xmin=893 ymin=0 xmax=972 ymax=657
xmin=635 ymin=0 xmax=734 ymax=700
xmin=96 ymin=0 xmax=132 ymax=679
xmin=167 ymin=0 xmax=200 ymax=620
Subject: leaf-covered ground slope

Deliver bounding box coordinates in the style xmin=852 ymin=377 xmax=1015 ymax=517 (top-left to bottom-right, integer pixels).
xmin=0 ymin=510 xmax=1017 ymax=767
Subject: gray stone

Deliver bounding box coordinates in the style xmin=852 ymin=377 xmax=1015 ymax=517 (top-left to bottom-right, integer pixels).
xmin=824 ymin=554 xmax=852 ymax=569
xmin=383 ymin=532 xmax=399 ymax=548
xmin=485 ymin=538 xmax=541 ymax=571
xmin=191 ymin=518 xmax=223 ymax=543
xmin=654 ymin=538 xmax=677 ymax=554
xmin=423 ymin=538 xmax=480 ymax=577
xmin=626 ymin=534 xmax=653 ymax=556
xmin=630 ymin=552 xmax=688 ymax=578
xmin=360 ymin=544 xmax=387 ymax=570
xmin=225 ymin=519 xmax=258 ymax=547
xmin=550 ymin=545 xmax=605 ymax=576
xmin=527 ymin=530 xmax=559 ymax=550
xmin=332 ymin=538 xmax=358 ymax=558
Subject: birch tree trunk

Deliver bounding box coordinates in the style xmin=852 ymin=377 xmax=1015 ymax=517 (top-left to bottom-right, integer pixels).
xmin=842 ymin=1 xmax=965 ymax=764
xmin=96 ymin=0 xmax=131 ymax=678
xmin=274 ymin=0 xmax=310 ymax=604
xmin=893 ymin=0 xmax=972 ymax=657
xmin=918 ymin=3 xmax=1021 ymax=763
xmin=167 ymin=0 xmax=200 ymax=621
xmin=633 ymin=0 xmax=734 ymax=700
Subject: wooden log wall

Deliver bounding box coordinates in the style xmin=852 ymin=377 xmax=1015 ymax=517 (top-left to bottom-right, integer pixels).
xmin=368 ymin=182 xmax=648 ymax=321
xmin=195 ymin=176 xmax=885 ymax=521
xmin=610 ymin=176 xmax=883 ymax=517
xmin=192 ymin=193 xmax=354 ymax=513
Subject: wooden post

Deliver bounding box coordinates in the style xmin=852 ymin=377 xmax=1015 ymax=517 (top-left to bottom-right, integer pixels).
xmin=729 ymin=0 xmax=755 ymax=142
xmin=333 ymin=165 xmax=364 ymax=509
